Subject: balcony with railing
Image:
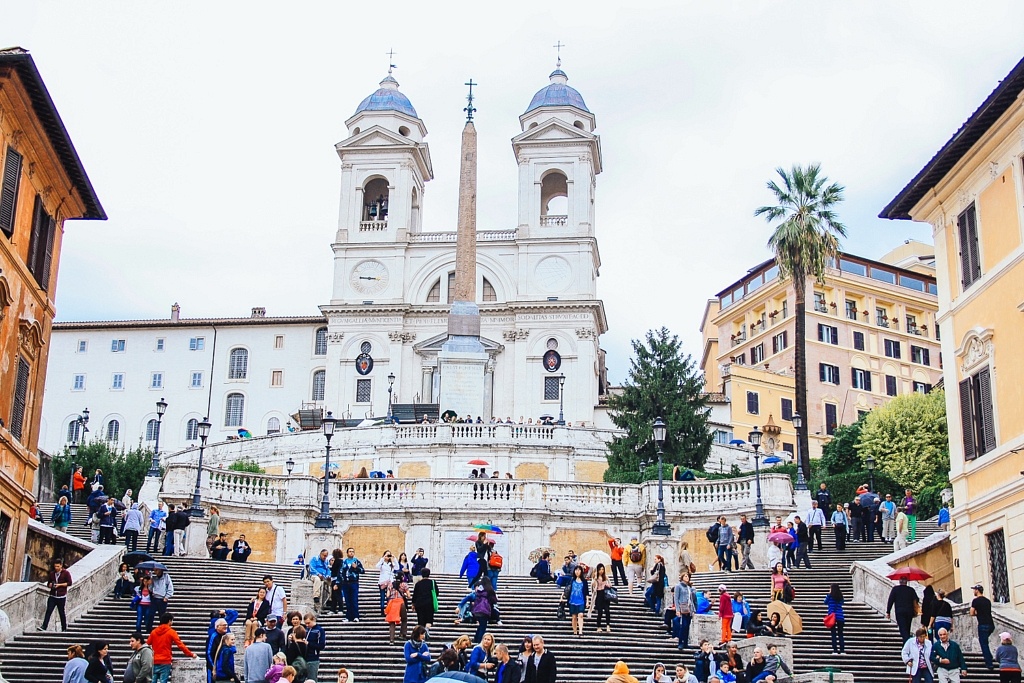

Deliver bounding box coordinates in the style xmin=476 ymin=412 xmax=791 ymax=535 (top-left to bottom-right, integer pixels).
xmin=359 ymin=220 xmax=388 ymax=232
xmin=409 ymin=229 xmax=518 ymax=243
xmin=540 ymin=215 xmax=568 ymax=226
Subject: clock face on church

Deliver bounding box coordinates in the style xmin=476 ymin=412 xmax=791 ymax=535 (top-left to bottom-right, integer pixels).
xmin=350 ymin=260 xmax=389 ymax=295
xmin=534 ymin=256 xmax=572 ymax=293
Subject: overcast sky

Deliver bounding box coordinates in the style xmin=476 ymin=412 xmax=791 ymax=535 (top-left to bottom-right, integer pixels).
xmin=4 ymin=3 xmax=1023 ymax=384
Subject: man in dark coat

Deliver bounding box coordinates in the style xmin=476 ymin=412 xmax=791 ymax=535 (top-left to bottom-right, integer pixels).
xmin=230 ymin=535 xmax=252 ymax=562
xmin=525 ymin=635 xmax=557 ymax=683
xmin=494 ymin=643 xmax=522 ymax=683
xmin=886 ymin=577 xmax=920 ymax=643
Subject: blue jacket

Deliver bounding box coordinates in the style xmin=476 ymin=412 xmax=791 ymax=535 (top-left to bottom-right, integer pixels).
xmin=459 ymin=552 xmax=478 ymax=579
xmin=824 ymin=594 xmax=845 ymax=621
xmin=215 ymin=644 xmax=237 ymax=680
xmin=308 ymin=555 xmax=331 ymax=578
xmin=51 ymin=504 xmax=71 ymax=525
xmin=305 ymin=624 xmax=326 ymax=661
xmin=938 ymin=508 xmax=950 ymax=526
xmin=412 ymin=555 xmax=429 ymax=576
xmin=466 ymin=644 xmax=491 ymax=676
xmin=403 ymin=639 xmax=431 ymax=683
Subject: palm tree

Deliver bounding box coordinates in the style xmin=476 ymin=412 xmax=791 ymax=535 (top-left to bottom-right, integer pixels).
xmin=755 ymin=164 xmax=846 ymax=479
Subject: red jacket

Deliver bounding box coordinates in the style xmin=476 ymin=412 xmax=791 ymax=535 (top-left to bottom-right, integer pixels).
xmin=147 ymin=624 xmax=194 ymax=664
xmin=608 ymin=539 xmax=624 ymax=562
xmin=72 ymin=471 xmax=87 ymax=492
xmin=718 ymin=591 xmax=734 ymax=619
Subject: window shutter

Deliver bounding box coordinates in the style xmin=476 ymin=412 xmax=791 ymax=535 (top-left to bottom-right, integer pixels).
xmin=817 ymin=324 xmax=824 ymax=342
xmin=772 ymin=336 xmax=778 ymax=355
xmin=978 ymin=368 xmax=997 ymax=455
xmin=864 ymin=371 xmax=872 ymax=392
xmin=819 ymin=364 xmax=826 ymax=382
xmin=782 ymin=331 xmax=788 ymax=349
xmin=966 ymin=207 xmax=981 ymax=285
xmin=10 ymin=356 xmax=30 ymax=442
xmin=851 ymin=367 xmax=857 ymax=386
xmin=959 ymin=378 xmax=976 ymax=461
xmin=923 ymin=349 xmax=930 ymax=366
xmin=0 ymin=148 xmax=23 ymax=237
xmin=40 ymin=213 xmax=56 ymax=291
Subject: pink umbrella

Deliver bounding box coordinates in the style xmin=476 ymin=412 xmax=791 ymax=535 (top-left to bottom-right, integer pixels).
xmin=767 ymin=531 xmax=795 ymax=544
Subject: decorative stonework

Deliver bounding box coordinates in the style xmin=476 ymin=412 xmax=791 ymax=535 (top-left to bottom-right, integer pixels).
xmin=502 ymin=329 xmax=530 ymax=341
xmin=575 ymin=328 xmax=596 ymax=339
xmin=327 ymin=331 xmax=345 ymax=344
xmin=0 ymin=274 xmax=12 ymax=321
xmin=389 ymin=331 xmax=417 ymax=343
xmin=990 ymin=161 xmax=1000 ymax=179
xmin=959 ymin=330 xmax=994 ymax=375
xmin=957 ymin=188 xmax=972 ymax=211
xmin=18 ymin=317 xmax=44 ymax=360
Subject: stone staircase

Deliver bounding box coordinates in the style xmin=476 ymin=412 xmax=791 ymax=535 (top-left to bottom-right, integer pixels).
xmin=2 ymin=555 xmax=690 ymax=683
xmin=689 ymin=519 xmax=995 ymax=682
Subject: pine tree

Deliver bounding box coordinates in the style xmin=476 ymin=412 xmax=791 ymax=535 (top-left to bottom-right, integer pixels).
xmin=605 ymin=327 xmax=713 ymax=481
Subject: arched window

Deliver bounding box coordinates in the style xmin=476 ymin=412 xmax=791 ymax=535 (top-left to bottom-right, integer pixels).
xmin=447 ymin=272 xmax=456 ymax=304
xmin=228 ymin=348 xmax=248 ymax=379
xmin=426 ymin=279 xmax=441 ymax=303
xmin=224 ymin=393 xmax=245 ymax=427
xmin=145 ymin=419 xmax=159 ymax=441
xmin=267 ymin=417 xmax=281 ymax=435
xmin=540 ymin=171 xmax=568 ymax=225
xmin=106 ymin=419 xmax=120 ymax=442
xmin=185 ymin=418 xmax=199 ymax=441
xmin=363 ymin=177 xmax=390 ymax=223
xmin=482 ymin=277 xmax=497 ymax=302
xmin=66 ymin=420 xmax=81 ymax=444
xmin=314 ymin=327 xmax=328 ymax=356
xmin=312 ymin=370 xmax=326 ymax=401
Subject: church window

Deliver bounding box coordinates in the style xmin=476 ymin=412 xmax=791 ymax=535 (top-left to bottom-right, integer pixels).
xmin=540 ymin=171 xmax=568 ymax=225
xmin=447 ymin=272 xmax=456 ymax=304
xmin=573 ymin=120 xmax=584 ymax=130
xmin=362 ymin=178 xmax=390 ymax=223
xmin=360 ymin=341 xmax=372 ymax=355
xmin=398 ymin=126 xmax=410 ymax=136
xmin=355 ymin=378 xmax=372 ymax=403
xmin=106 ymin=419 xmax=120 ymax=442
xmin=482 ymin=277 xmax=496 ymax=302
xmin=547 ymin=338 xmax=559 ymax=350
xmin=267 ymin=417 xmax=281 ymax=435
xmin=224 ymin=393 xmax=245 ymax=427
xmin=426 ymin=279 xmax=441 ymax=303
xmin=145 ymin=418 xmax=159 ymax=441
xmin=312 ymin=370 xmax=326 ymax=401
xmin=228 ymin=348 xmax=248 ymax=379
xmin=314 ymin=327 xmax=327 ymax=355
xmin=66 ymin=419 xmax=81 ymax=444
xmin=543 ymin=376 xmax=561 ymax=401
xmin=185 ymin=418 xmax=199 ymax=441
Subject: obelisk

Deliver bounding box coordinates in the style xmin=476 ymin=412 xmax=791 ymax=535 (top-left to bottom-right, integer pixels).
xmin=439 ymin=81 xmax=488 ymax=419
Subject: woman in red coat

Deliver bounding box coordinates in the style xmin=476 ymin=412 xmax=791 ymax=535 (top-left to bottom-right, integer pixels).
xmin=72 ymin=467 xmax=87 ymax=504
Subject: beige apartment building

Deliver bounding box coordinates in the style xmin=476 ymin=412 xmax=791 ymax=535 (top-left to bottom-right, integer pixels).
xmin=701 ymin=242 xmax=944 ymax=459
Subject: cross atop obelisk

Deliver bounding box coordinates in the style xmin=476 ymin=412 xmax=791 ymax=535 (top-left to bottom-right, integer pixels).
xmin=449 ymin=80 xmax=479 ymax=313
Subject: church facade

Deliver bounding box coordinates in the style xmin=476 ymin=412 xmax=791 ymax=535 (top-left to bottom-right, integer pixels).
xmin=41 ymin=66 xmax=613 ymax=455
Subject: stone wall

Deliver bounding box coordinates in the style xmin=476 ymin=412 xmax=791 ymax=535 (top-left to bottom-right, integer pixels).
xmin=24 ymin=521 xmax=93 ymax=582
xmin=515 ymin=463 xmax=549 ymax=479
xmin=549 ymin=529 xmax=613 ymax=558
xmin=218 ymin=519 xmax=278 ymax=564
xmin=575 ymin=460 xmax=607 ymax=483
xmin=342 ymin=524 xmax=406 ymax=565
xmin=398 ymin=462 xmax=431 ymax=478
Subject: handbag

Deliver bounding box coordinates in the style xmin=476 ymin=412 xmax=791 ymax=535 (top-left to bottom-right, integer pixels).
xmin=431 ymin=582 xmax=439 ymax=612
xmin=689 ymin=562 xmax=697 ymax=575
xmin=824 ymin=612 xmax=837 ymax=629
xmin=604 ymin=587 xmax=619 ymax=603
xmin=385 ymin=596 xmax=404 ymax=623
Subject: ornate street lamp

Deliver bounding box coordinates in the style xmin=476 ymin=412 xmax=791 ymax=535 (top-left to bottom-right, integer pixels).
xmin=286 ymin=457 xmax=295 ymax=476
xmin=556 ymin=374 xmax=567 ymax=426
xmin=651 ymin=416 xmax=671 ymax=536
xmin=791 ymin=412 xmax=808 ymax=491
xmin=189 ymin=418 xmax=212 ymax=517
xmin=865 ymin=454 xmax=876 ymax=493
xmin=386 ymin=373 xmax=396 ymax=424
xmin=68 ymin=408 xmax=89 ymax=497
xmin=148 ymin=398 xmax=168 ymax=477
xmin=314 ymin=411 xmax=338 ymax=529
xmin=749 ymin=426 xmax=768 ymax=527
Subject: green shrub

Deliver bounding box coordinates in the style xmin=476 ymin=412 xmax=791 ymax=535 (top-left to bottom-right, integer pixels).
xmin=227 ymin=459 xmax=265 ymax=474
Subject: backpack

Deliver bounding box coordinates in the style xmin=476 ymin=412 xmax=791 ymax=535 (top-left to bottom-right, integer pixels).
xmin=706 ymin=522 xmax=721 ymax=543
xmin=489 ymin=551 xmax=503 ymax=569
xmin=629 ymin=547 xmax=643 ymax=563
xmin=472 ymin=594 xmax=492 ymax=619
xmin=529 ymin=563 xmax=539 ymax=578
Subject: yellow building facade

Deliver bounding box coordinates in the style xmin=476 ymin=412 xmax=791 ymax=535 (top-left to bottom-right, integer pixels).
xmin=882 ymin=55 xmax=1024 ymax=610
xmin=0 ymin=48 xmax=104 ymax=582
xmin=701 ymin=245 xmax=943 ymax=459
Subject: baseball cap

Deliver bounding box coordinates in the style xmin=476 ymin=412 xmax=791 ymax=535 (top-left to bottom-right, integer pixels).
xmin=999 ymin=632 xmax=1012 ymax=641
xmin=971 ymin=584 xmax=983 ymax=591
xmin=267 ymin=615 xmax=279 ymax=622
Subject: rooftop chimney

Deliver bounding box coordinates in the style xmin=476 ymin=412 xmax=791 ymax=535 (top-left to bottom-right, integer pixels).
xmin=170 ymin=303 xmax=180 ymax=322
xmin=251 ymin=307 xmax=266 ymax=318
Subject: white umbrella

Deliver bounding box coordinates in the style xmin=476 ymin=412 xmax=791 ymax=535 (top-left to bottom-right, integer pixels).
xmin=578 ymin=549 xmax=612 ymax=575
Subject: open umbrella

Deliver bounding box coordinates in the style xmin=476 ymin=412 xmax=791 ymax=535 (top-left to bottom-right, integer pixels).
xmin=135 ymin=560 xmax=168 ymax=571
xmin=467 ymin=459 xmax=490 ymax=467
xmin=887 ymin=566 xmax=932 ymax=582
xmin=766 ymin=599 xmax=803 ymax=635
xmin=767 ymin=531 xmax=795 ymax=544
xmin=579 ymin=549 xmax=612 ymax=574
xmin=465 ymin=535 xmax=497 ymax=543
xmin=472 ymin=523 xmax=503 ymax=535
xmin=434 ymin=672 xmax=487 ymax=683
xmin=729 ymin=439 xmax=747 ymax=446
xmin=763 ymin=456 xmax=783 ymax=465
xmin=123 ymin=552 xmax=153 ymax=567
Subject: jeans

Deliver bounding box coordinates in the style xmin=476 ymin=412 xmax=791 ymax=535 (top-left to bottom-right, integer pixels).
xmin=611 ymin=560 xmax=626 ymax=585
xmin=306 ymin=661 xmax=320 ymax=683
xmin=99 ymin=526 xmax=115 ymax=544
xmin=675 ymin=613 xmax=692 ymax=647
xmin=163 ymin=532 xmax=174 ymax=556
xmin=830 ymin=618 xmax=845 ymax=652
xmin=487 ymin=568 xmax=500 ymax=590
xmin=378 ymin=586 xmax=388 ymax=613
xmin=124 ymin=530 xmax=139 ymax=552
xmin=474 ymin=617 xmax=489 ymax=643
xmin=153 ymin=664 xmax=171 ymax=683
xmin=114 ymin=578 xmax=133 ymax=598
xmin=716 ymin=545 xmax=732 ymax=571
xmin=146 ymin=528 xmax=162 ymax=552
xmin=978 ymin=623 xmax=995 ymax=668
xmin=341 ymin=583 xmax=359 ymax=621
xmin=794 ymin=542 xmax=812 ymax=568
xmin=137 ymin=603 xmax=154 ymax=632
xmin=152 ymin=596 xmax=169 ymax=623
xmin=896 ymin=611 xmax=914 ymax=643
xmin=911 ymin=668 xmax=934 ymax=683
xmin=41 ymin=596 xmax=67 ymax=631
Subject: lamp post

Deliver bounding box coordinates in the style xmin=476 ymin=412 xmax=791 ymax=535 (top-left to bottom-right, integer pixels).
xmin=865 ymin=454 xmax=876 ymax=493
xmin=556 ymin=374 xmax=567 ymax=426
xmin=791 ymin=412 xmax=808 ymax=491
xmin=386 ymin=373 xmax=396 ymax=424
xmin=749 ymin=426 xmax=768 ymax=527
xmin=314 ymin=411 xmax=338 ymax=529
xmin=286 ymin=457 xmax=295 ymax=476
xmin=68 ymin=407 xmax=88 ymax=496
xmin=148 ymin=398 xmax=168 ymax=477
xmin=188 ymin=418 xmax=212 ymax=517
xmin=651 ymin=416 xmax=671 ymax=536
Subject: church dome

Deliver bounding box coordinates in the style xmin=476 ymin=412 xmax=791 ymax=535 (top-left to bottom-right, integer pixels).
xmin=524 ymin=69 xmax=590 ymax=114
xmin=354 ymin=75 xmax=419 ymax=118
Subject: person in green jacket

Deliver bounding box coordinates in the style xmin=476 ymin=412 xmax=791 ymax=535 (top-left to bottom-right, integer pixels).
xmin=931 ymin=627 xmax=967 ymax=682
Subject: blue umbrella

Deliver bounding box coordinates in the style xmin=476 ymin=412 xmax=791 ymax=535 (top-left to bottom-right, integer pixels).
xmin=729 ymin=439 xmax=746 ymax=445
xmin=434 ymin=672 xmax=487 ymax=683
xmin=136 ymin=560 xmax=168 ymax=571
xmin=763 ymin=456 xmax=783 ymax=464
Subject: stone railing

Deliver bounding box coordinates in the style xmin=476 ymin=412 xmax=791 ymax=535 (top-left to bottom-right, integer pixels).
xmin=162 ymin=465 xmax=793 ymax=520
xmin=540 ymin=215 xmax=567 ymax=226
xmin=408 ymin=229 xmax=517 ymax=243
xmin=359 ymin=220 xmax=388 ymax=231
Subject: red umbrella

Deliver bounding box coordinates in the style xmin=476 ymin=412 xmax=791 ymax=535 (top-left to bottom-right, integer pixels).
xmin=767 ymin=531 xmax=795 ymax=544
xmin=467 ymin=459 xmax=490 ymax=466
xmin=887 ymin=566 xmax=932 ymax=582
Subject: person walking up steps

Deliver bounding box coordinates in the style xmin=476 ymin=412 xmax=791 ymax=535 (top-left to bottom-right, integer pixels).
xmin=147 ymin=612 xmax=197 ymax=683
xmin=40 ymin=557 xmax=72 ymax=632
xmin=995 ymin=632 xmax=1022 ymax=683
xmin=625 ymin=538 xmax=646 ymax=594
xmin=737 ymin=516 xmax=755 ymax=570
xmin=824 ymin=583 xmax=846 ymax=654
xmin=970 ymin=584 xmax=996 ymax=671
xmin=902 ymin=488 xmax=918 ymax=542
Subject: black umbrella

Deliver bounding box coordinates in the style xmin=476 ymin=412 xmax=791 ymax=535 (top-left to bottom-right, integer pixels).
xmin=135 ymin=560 xmax=168 ymax=571
xmin=112 ymin=499 xmax=126 ymax=511
xmin=434 ymin=672 xmax=487 ymax=683
xmin=123 ymin=552 xmax=153 ymax=567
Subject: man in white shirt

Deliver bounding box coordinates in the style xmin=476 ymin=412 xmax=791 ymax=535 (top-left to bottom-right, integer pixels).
xmin=262 ymin=575 xmax=288 ymax=621
xmin=806 ymin=500 xmax=827 ymax=553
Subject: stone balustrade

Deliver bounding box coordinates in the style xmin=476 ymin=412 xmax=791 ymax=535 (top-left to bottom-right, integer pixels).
xmin=408 ymin=229 xmax=517 ymax=242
